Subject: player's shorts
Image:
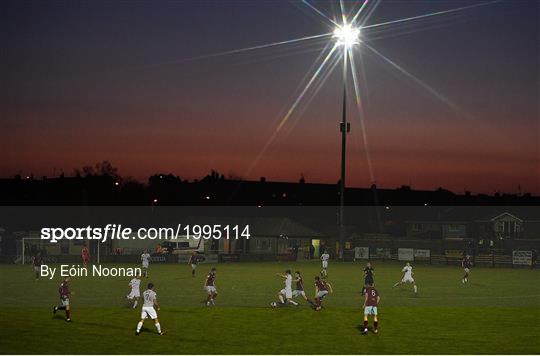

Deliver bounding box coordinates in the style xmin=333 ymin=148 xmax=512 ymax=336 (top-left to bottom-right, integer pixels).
xmin=141 ymin=306 xmax=157 ymax=320
xmin=293 ymin=290 xmax=306 ymax=298
xmin=280 ymin=288 xmax=293 ymax=299
xmin=127 ymin=290 xmax=140 ymax=299
xmin=191 ymin=264 xmax=197 ymax=269
xmin=60 ymin=298 xmax=70 ymax=306
xmin=142 ymin=262 xmax=149 ymax=268
xmin=322 ymin=261 xmax=328 ymax=269
xmin=464 ymin=267 xmax=470 ymax=273
xmin=205 ymin=286 xmax=217 ymax=295
xmin=364 ymin=306 xmax=378 ymax=315
xmin=402 ymin=276 xmax=415 ymax=283
xmin=316 ymin=290 xmax=329 ymax=299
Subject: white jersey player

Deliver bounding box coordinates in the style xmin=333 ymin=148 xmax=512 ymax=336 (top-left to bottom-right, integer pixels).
xmin=135 ymin=283 xmax=165 ymax=336
xmin=141 ymin=250 xmax=151 ymax=277
xmin=275 ymin=269 xmax=298 ymax=307
xmin=320 ymin=251 xmax=330 ymax=277
xmin=126 ymin=275 xmax=141 ymax=308
xmin=393 ymin=262 xmax=418 ymax=293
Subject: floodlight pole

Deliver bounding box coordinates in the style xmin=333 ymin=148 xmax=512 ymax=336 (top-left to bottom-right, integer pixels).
xmin=339 ymin=49 xmax=348 ymax=261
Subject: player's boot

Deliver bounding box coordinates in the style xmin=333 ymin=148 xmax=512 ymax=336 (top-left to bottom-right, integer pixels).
xmin=362 ymin=328 xmax=368 ymax=335
xmin=135 ymin=331 xmax=140 ymax=336
xmin=159 ymin=331 xmax=167 ymax=335
xmin=374 ymin=329 xmax=378 ymax=334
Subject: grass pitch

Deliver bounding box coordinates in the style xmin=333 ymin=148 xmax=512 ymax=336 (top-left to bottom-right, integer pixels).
xmin=0 ymin=261 xmax=539 ymax=354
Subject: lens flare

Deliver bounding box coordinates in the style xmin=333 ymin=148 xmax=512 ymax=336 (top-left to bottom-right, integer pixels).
xmin=333 ymin=24 xmax=361 ymax=47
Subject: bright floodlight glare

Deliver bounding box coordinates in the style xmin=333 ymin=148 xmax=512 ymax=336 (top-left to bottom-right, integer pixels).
xmin=333 ymin=24 xmax=360 ymax=47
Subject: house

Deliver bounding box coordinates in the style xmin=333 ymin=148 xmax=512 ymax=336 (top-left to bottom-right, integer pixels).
xmin=403 ymin=207 xmax=540 ymax=242
xmin=476 ymin=212 xmax=539 ymax=240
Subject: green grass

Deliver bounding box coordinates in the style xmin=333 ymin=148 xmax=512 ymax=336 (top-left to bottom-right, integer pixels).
xmin=0 ymin=261 xmax=539 ymax=354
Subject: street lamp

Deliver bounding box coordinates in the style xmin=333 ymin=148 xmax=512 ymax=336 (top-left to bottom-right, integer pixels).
xmin=333 ymin=22 xmax=360 ymax=260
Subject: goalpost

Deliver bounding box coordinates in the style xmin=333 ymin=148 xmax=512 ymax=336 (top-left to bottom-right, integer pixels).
xmin=21 ymin=237 xmax=46 ymax=265
xmin=21 ymin=238 xmax=101 ymax=264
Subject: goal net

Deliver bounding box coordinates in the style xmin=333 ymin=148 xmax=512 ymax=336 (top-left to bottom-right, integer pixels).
xmin=20 ymin=237 xmax=48 ymax=265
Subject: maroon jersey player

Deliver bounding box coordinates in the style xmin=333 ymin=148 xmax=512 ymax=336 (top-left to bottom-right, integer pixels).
xmin=314 ymin=276 xmax=333 ymax=311
xmin=32 ymin=252 xmax=43 ymax=280
xmin=53 ymin=277 xmax=73 ymax=322
xmin=82 ymin=246 xmax=90 ymax=267
xmin=362 ymin=283 xmax=380 ymax=334
xmin=292 ymin=271 xmax=314 ymax=306
xmin=204 ymin=267 xmax=217 ymax=306
xmin=188 ymin=252 xmax=198 ymax=277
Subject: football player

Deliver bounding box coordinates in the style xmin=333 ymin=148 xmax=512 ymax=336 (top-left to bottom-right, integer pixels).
xmin=292 ymin=271 xmax=314 ymax=306
xmin=362 ymin=283 xmax=380 ymax=334
xmin=462 ymin=255 xmax=473 ymax=283
xmin=361 ymin=262 xmax=374 ymax=294
xmin=141 ymin=249 xmax=151 ymax=278
xmin=135 ymin=283 xmax=165 ymax=335
xmin=32 ymin=252 xmax=43 ymax=280
xmin=392 ymin=262 xmax=418 ymax=293
xmin=204 ymin=267 xmax=218 ymax=306
xmin=81 ymin=245 xmax=90 ymax=268
xmin=314 ymin=276 xmax=333 ymax=311
xmin=126 ymin=274 xmax=141 ymax=308
xmin=53 ymin=277 xmax=73 ymax=322
xmin=320 ymin=250 xmax=330 ymax=277
xmin=276 ymin=269 xmax=298 ymax=306
xmin=188 ymin=252 xmax=198 ymax=277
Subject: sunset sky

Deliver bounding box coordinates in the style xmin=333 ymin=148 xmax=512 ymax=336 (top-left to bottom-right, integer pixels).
xmin=2 ymin=0 xmax=539 ymax=194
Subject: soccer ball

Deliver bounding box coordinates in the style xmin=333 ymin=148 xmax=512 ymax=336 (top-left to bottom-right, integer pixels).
xmin=270 ymin=302 xmax=277 ymax=308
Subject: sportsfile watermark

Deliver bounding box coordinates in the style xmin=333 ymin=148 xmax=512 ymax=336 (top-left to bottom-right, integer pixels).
xmin=40 ymin=224 xmax=251 ymax=243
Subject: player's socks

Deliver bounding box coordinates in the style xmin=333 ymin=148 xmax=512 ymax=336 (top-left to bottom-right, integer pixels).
xmin=133 ymin=300 xmax=138 ymax=308
xmin=66 ymin=310 xmax=71 ymax=320
xmin=136 ymin=321 xmax=143 ymax=333
xmin=155 ymin=323 xmax=161 ymax=333
xmin=278 ymin=295 xmax=285 ymax=304
xmin=393 ymin=282 xmax=399 ymax=287
xmin=414 ymin=285 xmax=418 ymax=293
xmin=374 ymin=321 xmax=378 ymax=330
xmin=53 ymin=306 xmax=57 ymax=314
xmin=289 ymin=300 xmax=298 ymax=306
xmin=362 ymin=320 xmax=368 ymax=334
